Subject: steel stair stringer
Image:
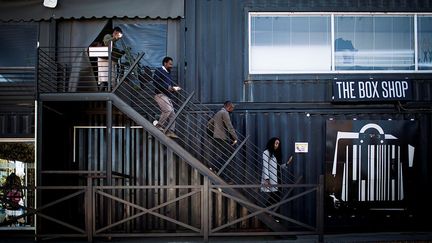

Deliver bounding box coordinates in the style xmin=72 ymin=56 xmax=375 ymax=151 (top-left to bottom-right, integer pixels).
xmin=109 ymin=93 xmax=288 ymax=233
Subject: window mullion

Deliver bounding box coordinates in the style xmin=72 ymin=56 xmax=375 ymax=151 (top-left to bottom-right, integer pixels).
xmin=414 ymin=14 xmax=418 ymax=71
xmin=331 ymin=14 xmax=335 ymax=71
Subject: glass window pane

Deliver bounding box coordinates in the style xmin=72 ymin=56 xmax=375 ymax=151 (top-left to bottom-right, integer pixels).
xmin=115 ymin=23 xmax=167 ymax=67
xmin=418 ymin=16 xmax=432 ymax=70
xmin=335 ymin=15 xmax=414 ymax=71
xmin=0 ymin=142 xmax=35 ymax=228
xmin=250 ymin=14 xmax=331 ymax=73
xmin=0 ymin=24 xmax=37 ymax=67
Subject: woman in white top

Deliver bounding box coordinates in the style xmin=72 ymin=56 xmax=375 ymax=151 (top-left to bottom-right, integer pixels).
xmin=261 ymin=137 xmax=282 ymax=193
xmin=261 ymin=137 xmax=293 ymax=221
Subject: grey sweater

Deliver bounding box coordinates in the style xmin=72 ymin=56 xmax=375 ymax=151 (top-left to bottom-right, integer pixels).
xmin=208 ymin=108 xmax=238 ymax=142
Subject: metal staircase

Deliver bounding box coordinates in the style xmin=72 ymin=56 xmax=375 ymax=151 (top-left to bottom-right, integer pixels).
xmin=37 ymin=47 xmax=305 ymax=233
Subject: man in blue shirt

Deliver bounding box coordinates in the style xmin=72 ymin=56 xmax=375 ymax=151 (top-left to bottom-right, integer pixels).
xmin=153 ymin=56 xmax=181 ymax=138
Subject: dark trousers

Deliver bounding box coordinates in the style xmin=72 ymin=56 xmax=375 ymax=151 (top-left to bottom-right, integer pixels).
xmin=265 ymin=191 xmax=280 ymax=209
xmin=212 ymin=138 xmax=235 ymax=182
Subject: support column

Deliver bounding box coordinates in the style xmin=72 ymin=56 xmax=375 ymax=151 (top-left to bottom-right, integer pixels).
xmin=317 ymin=175 xmax=324 ymax=243
xmin=35 ymin=100 xmax=42 ymax=241
xmin=106 ymin=100 xmax=113 ymax=230
xmin=202 ymin=176 xmax=209 ymax=242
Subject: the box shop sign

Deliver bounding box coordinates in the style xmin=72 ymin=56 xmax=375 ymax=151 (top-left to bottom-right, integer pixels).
xmin=332 ymin=80 xmax=412 ymax=102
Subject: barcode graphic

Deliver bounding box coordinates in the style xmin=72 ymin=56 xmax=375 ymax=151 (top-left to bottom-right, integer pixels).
xmin=332 ymin=123 xmax=414 ymax=202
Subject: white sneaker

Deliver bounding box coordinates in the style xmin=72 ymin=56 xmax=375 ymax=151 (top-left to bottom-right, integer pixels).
xmin=153 ymin=121 xmax=164 ymax=131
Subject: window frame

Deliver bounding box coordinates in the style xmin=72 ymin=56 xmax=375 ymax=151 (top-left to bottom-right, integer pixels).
xmin=248 ymin=12 xmax=432 ymax=75
xmin=0 ymin=23 xmax=38 ymax=68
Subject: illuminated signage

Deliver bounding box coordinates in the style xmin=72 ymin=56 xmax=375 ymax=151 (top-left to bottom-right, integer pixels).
xmin=332 ymin=80 xmax=412 ymax=101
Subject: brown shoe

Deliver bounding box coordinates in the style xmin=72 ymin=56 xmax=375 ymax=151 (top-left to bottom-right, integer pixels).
xmin=166 ymin=131 xmax=179 ymax=138
xmin=155 ymin=123 xmax=164 ymax=131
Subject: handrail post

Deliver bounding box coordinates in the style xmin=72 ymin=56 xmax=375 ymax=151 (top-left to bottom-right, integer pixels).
xmin=163 ymin=91 xmax=195 ymax=133
xmin=202 ymin=176 xmax=209 ymax=242
xmin=107 ymin=41 xmax=113 ymax=91
xmin=106 ymin=100 xmax=113 ymax=234
xmin=317 ymin=175 xmax=324 ymax=243
xmin=35 ymin=46 xmax=40 ymax=99
xmin=217 ymin=135 xmax=249 ymax=176
xmin=85 ymin=176 xmax=93 ymax=242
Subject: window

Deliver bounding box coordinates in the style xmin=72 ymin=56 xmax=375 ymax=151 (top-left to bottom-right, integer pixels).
xmin=0 ymin=24 xmax=37 ymax=84
xmin=335 ymin=15 xmax=414 ymax=71
xmin=113 ymin=19 xmax=180 ymax=68
xmin=0 ymin=141 xmax=35 ymax=228
xmin=249 ymin=13 xmax=431 ymax=74
xmin=114 ymin=22 xmax=167 ymax=67
xmin=418 ymin=15 xmax=432 ymax=70
xmin=0 ymin=24 xmax=37 ymax=67
xmin=249 ymin=14 xmax=331 ymax=73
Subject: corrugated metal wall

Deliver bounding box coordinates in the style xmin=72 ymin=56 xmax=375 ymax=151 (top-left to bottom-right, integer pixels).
xmin=236 ymin=110 xmax=431 ymax=183
xmin=184 ymin=0 xmax=432 ymax=103
xmin=0 ymin=111 xmax=34 ymax=138
xmin=184 ymin=0 xmax=245 ymax=103
xmin=183 ymin=0 xmax=432 ymax=231
xmin=183 ymin=0 xmax=432 ymax=184
xmin=0 ymin=22 xmax=38 ymax=139
xmin=34 ymin=0 xmax=432 ymax=233
xmin=60 ymin=103 xmax=432 ymax=231
xmin=244 ymin=79 xmax=432 ymax=102
xmin=237 ymin=109 xmax=432 ymax=230
xmin=75 ymin=125 xmax=206 ymax=231
xmin=71 ymin=112 xmax=269 ymax=231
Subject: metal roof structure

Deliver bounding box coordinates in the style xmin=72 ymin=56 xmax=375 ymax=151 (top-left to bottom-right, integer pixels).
xmin=0 ymin=0 xmax=184 ymax=21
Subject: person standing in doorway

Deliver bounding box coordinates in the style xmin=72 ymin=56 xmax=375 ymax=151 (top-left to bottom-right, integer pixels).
xmin=97 ymin=27 xmax=123 ymax=91
xmin=153 ymin=56 xmax=181 ymax=138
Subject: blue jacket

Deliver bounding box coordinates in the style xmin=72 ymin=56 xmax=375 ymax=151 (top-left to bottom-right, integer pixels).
xmin=154 ymin=67 xmax=174 ymax=97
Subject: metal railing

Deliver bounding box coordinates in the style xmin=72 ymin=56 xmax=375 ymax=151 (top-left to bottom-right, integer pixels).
xmin=0 ymin=172 xmax=324 ymax=242
xmin=38 ymin=47 xmax=126 ymax=93
xmin=37 ymin=47 xmax=304 ymax=230
xmin=111 ymin=49 xmax=301 ymax=209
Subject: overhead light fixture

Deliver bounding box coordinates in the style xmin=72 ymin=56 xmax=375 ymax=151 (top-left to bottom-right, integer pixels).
xmin=43 ymin=0 xmax=58 ymax=8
